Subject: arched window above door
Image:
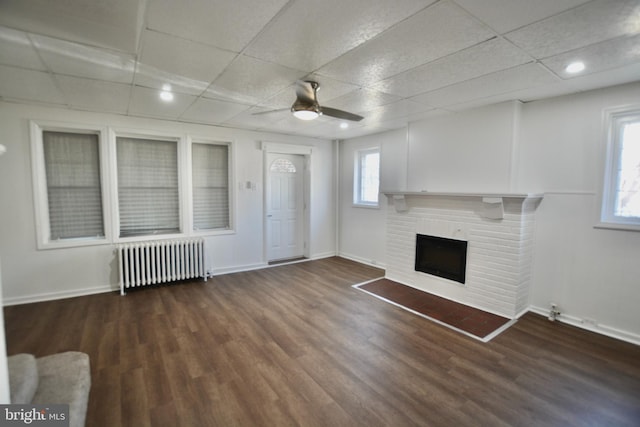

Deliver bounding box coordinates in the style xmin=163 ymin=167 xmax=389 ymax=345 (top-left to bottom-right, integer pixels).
xmin=270 ymin=158 xmax=297 ymax=173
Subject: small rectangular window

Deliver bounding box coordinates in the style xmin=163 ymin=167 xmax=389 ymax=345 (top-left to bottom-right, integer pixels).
xmin=354 ymin=148 xmax=380 ymax=207
xmin=192 ymin=143 xmax=230 ymax=230
xmin=116 ymin=136 xmax=180 ymax=237
xmin=42 ymin=131 xmax=105 ymax=240
xmin=600 ymin=108 xmax=640 ymax=230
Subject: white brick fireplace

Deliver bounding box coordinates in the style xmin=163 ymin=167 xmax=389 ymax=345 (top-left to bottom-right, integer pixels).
xmin=384 ymin=192 xmax=543 ymax=318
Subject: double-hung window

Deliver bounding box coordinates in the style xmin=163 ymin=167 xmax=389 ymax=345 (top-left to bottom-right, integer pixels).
xmin=116 ymin=136 xmax=180 ymax=238
xmin=600 ymin=107 xmax=640 ymax=230
xmin=354 ymin=147 xmax=380 ymax=207
xmin=31 ymin=124 xmax=107 ymax=249
xmin=192 ymin=142 xmax=230 ymax=231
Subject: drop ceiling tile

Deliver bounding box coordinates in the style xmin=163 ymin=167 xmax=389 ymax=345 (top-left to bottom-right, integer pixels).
xmin=134 ymin=64 xmax=211 ymax=96
xmin=134 ymin=30 xmax=237 ymax=96
xmin=223 ymin=106 xmax=289 ymax=129
xmin=56 ymin=75 xmax=131 ymax=114
xmin=325 ymin=89 xmax=402 ymax=114
xmin=0 ymin=65 xmax=66 ymax=104
xmin=259 ymin=115 xmax=330 ymax=136
xmin=0 ymin=65 xmax=65 ymax=104
xmin=205 ymin=55 xmax=306 ymax=105
xmin=511 ymin=62 xmax=640 ymax=102
xmin=0 ymin=26 xmax=45 ymax=70
xmin=31 ymin=35 xmax=135 ymax=83
xmin=256 ymin=83 xmax=299 ymax=109
xmin=180 ymin=97 xmax=251 ymax=124
xmin=542 ymin=34 xmax=640 ymax=79
xmin=146 ymin=0 xmax=289 ymax=52
xmin=317 ymin=1 xmax=495 ymax=85
xmin=244 ymin=0 xmax=436 ymax=71
xmin=411 ymin=62 xmax=559 ymax=108
xmin=566 ymin=62 xmax=640 ymax=93
xmin=0 ymin=0 xmax=143 ymax=52
xmin=129 ymin=86 xmax=195 ymax=119
xmin=372 ymin=37 xmax=533 ymax=97
xmin=505 ymin=0 xmax=640 ymax=59
xmin=454 ymin=0 xmax=591 ymax=34
xmin=360 ymin=99 xmax=434 ymax=124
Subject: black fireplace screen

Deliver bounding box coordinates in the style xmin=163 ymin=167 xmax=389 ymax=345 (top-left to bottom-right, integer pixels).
xmin=415 ymin=234 xmax=467 ymax=284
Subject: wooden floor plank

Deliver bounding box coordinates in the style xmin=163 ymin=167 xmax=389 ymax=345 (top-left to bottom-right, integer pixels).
xmin=4 ymin=257 xmax=640 ymax=426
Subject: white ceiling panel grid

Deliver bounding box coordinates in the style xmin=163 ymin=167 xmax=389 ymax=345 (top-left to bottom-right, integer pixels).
xmin=0 ymin=0 xmax=638 ymax=139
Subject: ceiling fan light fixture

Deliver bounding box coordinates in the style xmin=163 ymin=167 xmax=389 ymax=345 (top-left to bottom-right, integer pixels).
xmin=292 ymin=109 xmax=320 ymax=120
xmin=291 ymin=99 xmax=321 ymax=120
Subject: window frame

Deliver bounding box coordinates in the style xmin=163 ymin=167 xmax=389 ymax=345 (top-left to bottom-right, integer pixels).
xmin=109 ymin=128 xmax=185 ymax=243
xmin=597 ymin=106 xmax=640 ymax=232
xmin=30 ymin=120 xmax=112 ymax=249
xmin=186 ymin=137 xmax=235 ymax=236
xmin=32 ymin=122 xmax=237 ymax=249
xmin=353 ymin=147 xmax=381 ymax=208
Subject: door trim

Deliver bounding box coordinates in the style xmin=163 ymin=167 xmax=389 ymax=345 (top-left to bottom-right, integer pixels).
xmin=262 ymin=142 xmax=311 ymax=263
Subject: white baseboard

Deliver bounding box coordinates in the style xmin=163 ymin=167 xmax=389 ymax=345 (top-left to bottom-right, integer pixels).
xmin=209 ymin=262 xmax=268 ymax=276
xmin=3 ymin=285 xmax=116 ymax=306
xmin=310 ymin=251 xmax=337 ymax=260
xmin=338 ymin=252 xmax=386 ymax=269
xmin=528 ymin=305 xmax=640 ymax=346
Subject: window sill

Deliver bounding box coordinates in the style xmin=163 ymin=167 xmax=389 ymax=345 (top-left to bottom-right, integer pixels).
xmin=37 ymin=237 xmax=110 ymax=251
xmin=594 ymin=222 xmax=640 ymax=232
xmin=352 ymin=203 xmax=380 ymax=210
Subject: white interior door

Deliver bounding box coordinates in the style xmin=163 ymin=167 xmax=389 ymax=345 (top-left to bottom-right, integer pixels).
xmin=266 ymin=153 xmax=304 ymax=262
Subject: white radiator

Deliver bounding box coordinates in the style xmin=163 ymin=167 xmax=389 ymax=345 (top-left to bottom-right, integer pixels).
xmin=117 ymin=238 xmax=206 ymax=295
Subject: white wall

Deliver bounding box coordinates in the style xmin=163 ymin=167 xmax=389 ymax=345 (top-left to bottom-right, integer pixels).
xmin=338 ymin=128 xmax=407 ymax=267
xmin=0 ymin=102 xmax=336 ymax=304
xmin=517 ymin=82 xmax=640 ymax=344
xmin=339 ymin=82 xmax=640 ymax=344
xmin=407 ymin=101 xmax=520 ymax=193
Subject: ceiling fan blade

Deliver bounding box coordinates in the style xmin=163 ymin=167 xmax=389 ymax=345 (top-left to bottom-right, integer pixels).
xmin=320 ymin=107 xmax=364 ymax=122
xmin=252 ymin=107 xmax=289 ymax=116
xmin=295 ymin=80 xmax=317 ymax=104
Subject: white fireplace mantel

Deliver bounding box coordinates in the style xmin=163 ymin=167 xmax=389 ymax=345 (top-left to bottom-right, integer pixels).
xmin=382 ymin=191 xmax=543 ymax=216
xmin=382 ymin=190 xmax=544 ymax=200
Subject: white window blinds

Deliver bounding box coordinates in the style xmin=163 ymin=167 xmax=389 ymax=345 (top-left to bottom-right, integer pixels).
xmin=192 ymin=143 xmax=229 ymax=230
xmin=116 ymin=137 xmax=179 ymax=237
xmin=43 ymin=131 xmax=104 ymax=240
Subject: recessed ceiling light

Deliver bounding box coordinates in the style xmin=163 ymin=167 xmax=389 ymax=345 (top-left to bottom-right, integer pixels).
xmin=565 ymin=61 xmax=585 ymax=74
xmin=160 ymin=90 xmax=174 ymax=102
xmin=160 ymin=84 xmax=174 ymax=102
xmin=340 ymin=122 xmax=349 ymax=129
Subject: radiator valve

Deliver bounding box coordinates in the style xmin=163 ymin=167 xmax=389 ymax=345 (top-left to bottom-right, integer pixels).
xmin=548 ymin=303 xmax=561 ymax=322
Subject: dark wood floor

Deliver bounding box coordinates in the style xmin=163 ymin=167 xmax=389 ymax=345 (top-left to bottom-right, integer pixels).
xmin=4 ymin=257 xmax=640 ymax=426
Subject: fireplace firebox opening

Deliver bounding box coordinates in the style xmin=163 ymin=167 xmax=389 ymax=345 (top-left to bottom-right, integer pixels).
xmin=415 ymin=234 xmax=468 ymax=284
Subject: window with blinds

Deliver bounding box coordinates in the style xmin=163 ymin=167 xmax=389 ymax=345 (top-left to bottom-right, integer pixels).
xmin=42 ymin=131 xmax=104 ymax=240
xmin=192 ymin=143 xmax=230 ymax=230
xmin=116 ymin=137 xmax=180 ymax=237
